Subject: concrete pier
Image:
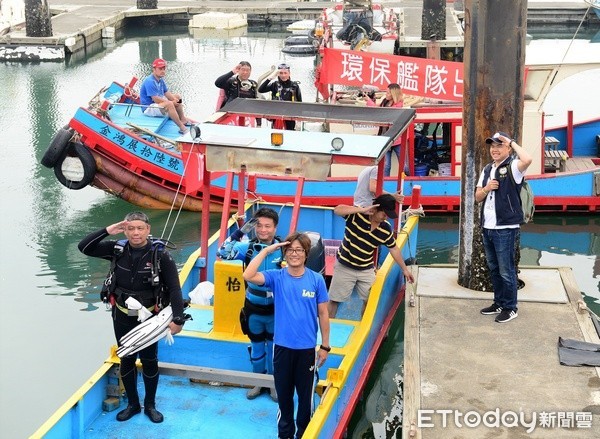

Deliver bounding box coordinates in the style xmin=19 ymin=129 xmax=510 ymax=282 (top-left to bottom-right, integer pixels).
xmin=403 ymin=265 xmax=600 ymax=438
xmin=0 ymin=0 xmax=597 ymax=61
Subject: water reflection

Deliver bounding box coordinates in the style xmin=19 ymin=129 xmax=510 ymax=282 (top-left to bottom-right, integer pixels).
xmin=417 ymin=215 xmax=600 ymax=307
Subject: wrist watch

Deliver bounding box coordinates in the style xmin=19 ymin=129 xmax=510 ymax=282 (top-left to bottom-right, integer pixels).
xmin=319 ymin=344 xmax=331 ymax=352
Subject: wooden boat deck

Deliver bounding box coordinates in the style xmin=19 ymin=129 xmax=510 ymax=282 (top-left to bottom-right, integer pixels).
xmin=564 ymin=157 xmax=600 ymax=172
xmin=403 ymin=265 xmax=600 ymax=438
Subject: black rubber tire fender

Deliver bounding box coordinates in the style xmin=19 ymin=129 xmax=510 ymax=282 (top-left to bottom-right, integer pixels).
xmin=53 ymin=142 xmax=96 ymax=190
xmin=41 ymin=127 xmax=73 ymax=168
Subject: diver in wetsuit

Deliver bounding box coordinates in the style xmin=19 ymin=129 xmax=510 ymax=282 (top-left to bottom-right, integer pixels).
xmin=258 ymin=63 xmax=302 ymax=130
xmin=215 ymin=61 xmax=260 ymax=107
xmin=216 ymin=207 xmax=282 ymax=401
xmin=78 ymin=211 xmax=186 ymax=424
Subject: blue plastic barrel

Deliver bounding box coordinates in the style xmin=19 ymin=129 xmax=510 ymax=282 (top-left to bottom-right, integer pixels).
xmin=415 ymin=164 xmax=429 ymax=176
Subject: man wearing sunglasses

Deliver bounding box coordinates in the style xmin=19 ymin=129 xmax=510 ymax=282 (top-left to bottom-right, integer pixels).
xmin=258 ymin=63 xmax=302 ymax=130
xmin=216 ymin=208 xmax=282 ymax=401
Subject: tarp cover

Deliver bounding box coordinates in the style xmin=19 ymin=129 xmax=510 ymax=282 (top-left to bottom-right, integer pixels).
xmin=219 ymin=99 xmax=416 ymax=143
xmin=558 ymin=337 xmax=600 ymax=367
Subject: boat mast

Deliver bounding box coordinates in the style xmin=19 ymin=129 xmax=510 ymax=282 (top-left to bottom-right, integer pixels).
xmin=457 ymin=0 xmax=528 ymax=290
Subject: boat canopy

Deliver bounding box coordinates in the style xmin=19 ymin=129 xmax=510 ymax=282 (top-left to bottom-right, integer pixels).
xmin=196 ymin=99 xmax=416 ymax=180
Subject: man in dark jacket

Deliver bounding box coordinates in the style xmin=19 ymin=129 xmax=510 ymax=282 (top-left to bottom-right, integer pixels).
xmin=78 ymin=211 xmax=186 ymax=423
xmin=476 ymin=132 xmax=532 ymax=323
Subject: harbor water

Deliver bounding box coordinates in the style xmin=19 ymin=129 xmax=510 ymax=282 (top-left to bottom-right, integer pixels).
xmin=1 ymin=25 xmax=599 ymax=438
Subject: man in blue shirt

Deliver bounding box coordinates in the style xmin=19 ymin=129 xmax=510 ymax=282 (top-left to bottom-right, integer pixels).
xmin=243 ymin=232 xmax=330 ymax=439
xmin=139 ymin=58 xmax=189 ymax=134
xmin=217 ymin=208 xmax=282 ymax=401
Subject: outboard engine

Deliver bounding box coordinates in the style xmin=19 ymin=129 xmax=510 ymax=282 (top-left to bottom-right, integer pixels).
xmin=304 ymin=231 xmax=325 ymax=276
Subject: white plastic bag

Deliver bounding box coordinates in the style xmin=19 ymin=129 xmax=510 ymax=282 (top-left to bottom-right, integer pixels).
xmin=189 ymin=281 xmax=214 ymax=305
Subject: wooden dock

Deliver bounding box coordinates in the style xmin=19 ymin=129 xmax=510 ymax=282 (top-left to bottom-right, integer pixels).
xmin=403 ymin=265 xmax=600 ymax=438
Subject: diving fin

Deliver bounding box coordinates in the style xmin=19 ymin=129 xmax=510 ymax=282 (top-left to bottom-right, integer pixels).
xmin=117 ymin=306 xmax=173 ymax=358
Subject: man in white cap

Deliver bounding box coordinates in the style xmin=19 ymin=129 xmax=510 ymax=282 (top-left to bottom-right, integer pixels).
xmin=139 ymin=58 xmax=190 ymax=134
xmin=476 ymin=131 xmax=532 ymax=323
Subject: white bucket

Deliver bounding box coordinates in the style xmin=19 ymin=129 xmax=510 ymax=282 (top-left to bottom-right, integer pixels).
xmin=438 ymin=163 xmax=452 ymax=176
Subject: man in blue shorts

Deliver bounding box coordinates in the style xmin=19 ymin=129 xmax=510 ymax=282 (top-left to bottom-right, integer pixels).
xmin=139 ymin=58 xmax=189 ymax=134
xmin=243 ymin=232 xmax=330 ymax=439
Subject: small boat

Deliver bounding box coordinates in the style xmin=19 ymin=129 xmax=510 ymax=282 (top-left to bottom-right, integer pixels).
xmin=286 ymin=18 xmax=316 ymax=35
xmin=32 ymin=120 xmax=421 ymax=438
xmin=316 ymin=0 xmax=401 ymax=54
xmin=282 ymin=34 xmax=319 ymax=55
xmin=281 ymin=44 xmax=319 ymax=55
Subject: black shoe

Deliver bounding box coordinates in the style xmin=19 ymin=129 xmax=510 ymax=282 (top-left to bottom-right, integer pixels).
xmin=144 ymin=405 xmax=164 ymax=423
xmin=495 ymin=309 xmax=518 ymax=323
xmin=116 ymin=404 xmax=141 ymax=422
xmin=480 ymin=303 xmax=502 ymax=315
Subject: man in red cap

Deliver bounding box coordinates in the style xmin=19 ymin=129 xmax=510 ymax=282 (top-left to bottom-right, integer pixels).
xmin=139 ymin=58 xmax=190 ymax=134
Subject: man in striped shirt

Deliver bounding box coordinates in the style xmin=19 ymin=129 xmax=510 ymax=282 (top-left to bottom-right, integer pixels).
xmin=327 ymin=194 xmax=415 ymax=318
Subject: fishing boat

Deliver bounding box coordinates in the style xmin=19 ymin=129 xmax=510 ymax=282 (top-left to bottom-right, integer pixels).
xmin=41 ymin=46 xmax=600 ymax=214
xmin=31 ymin=116 xmax=421 ymax=438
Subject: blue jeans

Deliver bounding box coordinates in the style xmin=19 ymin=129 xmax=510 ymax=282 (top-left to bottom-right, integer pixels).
xmin=482 ymin=228 xmax=519 ymax=311
xmin=384 ymin=145 xmax=401 ymax=176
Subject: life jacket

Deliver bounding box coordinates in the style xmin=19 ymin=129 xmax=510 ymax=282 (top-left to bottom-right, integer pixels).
xmin=101 ymin=237 xmax=172 ymax=307
xmin=242 ymin=237 xmax=284 ymax=306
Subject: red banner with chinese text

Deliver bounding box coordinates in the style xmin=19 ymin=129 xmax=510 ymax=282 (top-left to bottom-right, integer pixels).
xmin=318 ymin=48 xmax=464 ymax=101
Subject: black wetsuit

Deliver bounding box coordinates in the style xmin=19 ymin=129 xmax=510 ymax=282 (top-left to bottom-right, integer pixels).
xmin=258 ymin=78 xmax=303 ymax=130
xmin=78 ymin=228 xmax=185 ymax=409
xmin=215 ymin=71 xmax=259 ymax=108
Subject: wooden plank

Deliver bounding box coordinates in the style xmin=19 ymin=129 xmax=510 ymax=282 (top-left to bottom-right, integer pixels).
xmin=402 ymin=266 xmax=421 ymax=439
xmin=159 ymin=362 xmax=275 ymax=388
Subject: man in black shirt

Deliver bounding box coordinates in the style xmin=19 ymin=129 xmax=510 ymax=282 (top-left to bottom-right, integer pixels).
xmin=78 ymin=212 xmax=186 ymax=423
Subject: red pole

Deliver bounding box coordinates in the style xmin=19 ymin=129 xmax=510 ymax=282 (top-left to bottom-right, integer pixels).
xmin=237 ymin=167 xmax=246 ymax=224
xmin=289 ymin=177 xmax=305 ymax=234
xmin=567 ymin=110 xmax=573 ymax=157
xmin=376 ymin=160 xmax=385 ymax=196
xmin=219 ymin=172 xmax=235 ymax=245
xmin=200 ymin=155 xmax=211 ymax=283
xmin=541 ymin=111 xmax=546 ymax=173
xmin=410 ymin=185 xmax=421 ymax=209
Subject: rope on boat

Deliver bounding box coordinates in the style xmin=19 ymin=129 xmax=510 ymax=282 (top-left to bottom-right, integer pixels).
xmin=401 ymin=205 xmax=424 ymax=223
xmin=159 ymin=138 xmax=198 ymax=242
